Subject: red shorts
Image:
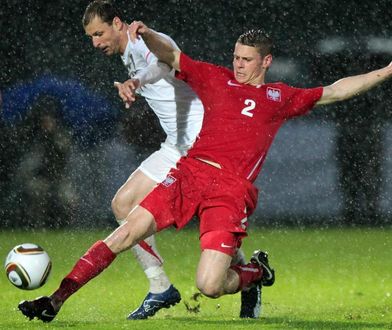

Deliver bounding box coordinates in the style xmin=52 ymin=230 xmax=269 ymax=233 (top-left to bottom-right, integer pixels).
xmin=200 ymin=230 xmax=243 ymax=256
xmin=140 ymin=158 xmax=258 ymax=255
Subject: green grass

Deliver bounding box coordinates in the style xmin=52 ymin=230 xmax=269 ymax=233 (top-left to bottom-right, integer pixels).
xmin=0 ymin=227 xmax=391 ymax=329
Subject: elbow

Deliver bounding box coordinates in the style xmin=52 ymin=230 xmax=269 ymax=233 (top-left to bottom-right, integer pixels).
xmin=321 ymin=86 xmax=351 ymax=105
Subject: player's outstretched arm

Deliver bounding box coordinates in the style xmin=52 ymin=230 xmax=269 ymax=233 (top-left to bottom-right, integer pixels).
xmin=129 ymin=21 xmax=181 ymax=71
xmin=317 ymin=61 xmax=392 ymax=105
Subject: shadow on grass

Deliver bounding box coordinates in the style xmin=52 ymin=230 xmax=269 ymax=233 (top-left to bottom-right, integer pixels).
xmin=4 ymin=321 xmax=81 ymax=329
xmin=263 ymin=317 xmax=390 ymax=329
xmin=8 ymin=316 xmax=391 ymax=330
xmin=5 ymin=320 xmax=124 ymax=329
xmin=170 ymin=317 xmax=391 ymax=329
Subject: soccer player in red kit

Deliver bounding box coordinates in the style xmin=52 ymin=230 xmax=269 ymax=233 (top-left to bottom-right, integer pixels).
xmin=18 ymin=22 xmax=392 ymax=322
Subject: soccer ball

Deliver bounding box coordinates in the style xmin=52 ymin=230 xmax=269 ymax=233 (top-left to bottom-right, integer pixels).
xmin=4 ymin=243 xmax=52 ymax=290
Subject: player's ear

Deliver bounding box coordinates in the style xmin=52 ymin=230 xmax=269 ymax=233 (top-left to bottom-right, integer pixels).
xmin=263 ymin=54 xmax=273 ymax=69
xmin=112 ymin=16 xmax=122 ymax=31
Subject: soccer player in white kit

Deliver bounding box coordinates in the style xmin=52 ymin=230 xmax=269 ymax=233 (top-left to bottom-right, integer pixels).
xmin=82 ymin=1 xmax=200 ymax=320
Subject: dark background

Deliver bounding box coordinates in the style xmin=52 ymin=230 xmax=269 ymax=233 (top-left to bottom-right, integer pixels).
xmin=0 ymin=0 xmax=391 ymax=228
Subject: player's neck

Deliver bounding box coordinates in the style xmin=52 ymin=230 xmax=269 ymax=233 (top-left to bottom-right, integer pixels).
xmin=118 ymin=23 xmax=130 ymax=55
xmin=244 ymin=71 xmax=266 ymax=86
xmin=250 ymin=80 xmax=264 ymax=86
xmin=247 ymin=76 xmax=265 ymax=86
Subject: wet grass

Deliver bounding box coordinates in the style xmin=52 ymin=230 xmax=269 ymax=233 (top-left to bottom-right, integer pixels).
xmin=0 ymin=227 xmax=391 ymax=329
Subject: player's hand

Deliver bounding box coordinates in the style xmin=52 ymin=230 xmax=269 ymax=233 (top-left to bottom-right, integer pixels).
xmin=128 ymin=21 xmax=148 ymax=43
xmin=113 ymin=79 xmax=140 ymax=109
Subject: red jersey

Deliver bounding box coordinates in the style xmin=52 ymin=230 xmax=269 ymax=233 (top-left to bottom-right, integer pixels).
xmin=176 ymin=53 xmax=323 ymax=182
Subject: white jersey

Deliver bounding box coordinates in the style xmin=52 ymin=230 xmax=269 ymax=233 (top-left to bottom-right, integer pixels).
xmin=120 ymin=32 xmax=204 ymax=155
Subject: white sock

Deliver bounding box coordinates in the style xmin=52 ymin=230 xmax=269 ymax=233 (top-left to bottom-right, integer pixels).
xmin=144 ymin=265 xmax=171 ymax=293
xmin=117 ymin=219 xmax=171 ymax=293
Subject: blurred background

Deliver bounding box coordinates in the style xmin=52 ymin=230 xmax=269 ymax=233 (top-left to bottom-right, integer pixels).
xmin=0 ymin=0 xmax=391 ymax=228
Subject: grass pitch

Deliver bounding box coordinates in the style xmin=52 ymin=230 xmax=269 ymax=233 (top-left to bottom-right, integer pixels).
xmin=0 ymin=227 xmax=391 ymax=329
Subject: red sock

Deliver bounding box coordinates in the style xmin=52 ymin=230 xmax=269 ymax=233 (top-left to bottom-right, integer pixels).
xmin=52 ymin=240 xmax=116 ymax=303
xmin=230 ymin=263 xmax=263 ymax=292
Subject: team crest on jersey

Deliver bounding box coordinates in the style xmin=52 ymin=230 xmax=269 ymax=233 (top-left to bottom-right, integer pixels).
xmin=162 ymin=174 xmax=177 ymax=187
xmin=266 ymin=87 xmax=281 ymax=102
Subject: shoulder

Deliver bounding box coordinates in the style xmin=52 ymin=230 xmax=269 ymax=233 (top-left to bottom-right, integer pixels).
xmin=262 ymin=82 xmax=291 ymax=97
xmin=180 ymin=53 xmax=229 ymax=73
xmin=132 ymin=37 xmax=148 ymax=52
xmin=266 ymin=82 xmax=321 ymax=96
xmin=266 ymin=82 xmax=290 ymax=90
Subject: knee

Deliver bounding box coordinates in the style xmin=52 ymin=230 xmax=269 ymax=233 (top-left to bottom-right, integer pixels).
xmin=196 ymin=279 xmax=223 ymax=298
xmin=111 ymin=188 xmax=135 ymax=219
xmin=111 ymin=193 xmax=121 ymax=215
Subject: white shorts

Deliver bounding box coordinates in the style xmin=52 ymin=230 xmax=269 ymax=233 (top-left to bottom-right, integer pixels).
xmin=138 ymin=142 xmax=184 ymax=183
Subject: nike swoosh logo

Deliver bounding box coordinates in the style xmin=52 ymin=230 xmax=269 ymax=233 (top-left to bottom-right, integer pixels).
xmin=41 ymin=310 xmax=56 ymax=318
xmin=227 ymin=80 xmax=242 ymax=87
xmin=221 ymin=243 xmax=234 ymax=248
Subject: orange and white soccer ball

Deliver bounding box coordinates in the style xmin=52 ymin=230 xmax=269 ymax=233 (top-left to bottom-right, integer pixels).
xmin=4 ymin=243 xmax=52 ymax=290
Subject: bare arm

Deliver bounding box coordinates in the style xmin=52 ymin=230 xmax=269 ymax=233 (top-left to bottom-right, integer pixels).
xmin=317 ymin=62 xmax=392 ymax=106
xmin=129 ymin=21 xmax=181 ymax=71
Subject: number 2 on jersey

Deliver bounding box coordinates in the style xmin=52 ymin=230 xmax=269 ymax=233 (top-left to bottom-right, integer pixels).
xmin=241 ymin=99 xmax=256 ymax=117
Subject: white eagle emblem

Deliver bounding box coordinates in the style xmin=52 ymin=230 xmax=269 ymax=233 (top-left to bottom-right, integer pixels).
xmin=266 ymin=87 xmax=281 ymax=102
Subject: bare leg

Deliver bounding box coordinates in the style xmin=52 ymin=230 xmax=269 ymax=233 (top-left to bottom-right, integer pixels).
xmin=105 ymin=206 xmax=157 ymax=253
xmin=112 ymin=169 xmax=156 ymax=219
xmin=52 ymin=206 xmax=157 ymax=309
xmin=196 ymin=249 xmax=239 ymax=298
xmin=17 ymin=206 xmax=158 ymax=323
xmin=196 ymin=249 xmax=264 ymax=299
xmin=231 ymin=248 xmax=246 ymax=265
xmin=112 ymin=169 xmax=171 ymax=293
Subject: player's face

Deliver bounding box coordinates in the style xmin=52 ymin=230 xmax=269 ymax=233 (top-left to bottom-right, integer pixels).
xmin=233 ymin=43 xmax=267 ymax=85
xmin=84 ymin=16 xmax=122 ymax=56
